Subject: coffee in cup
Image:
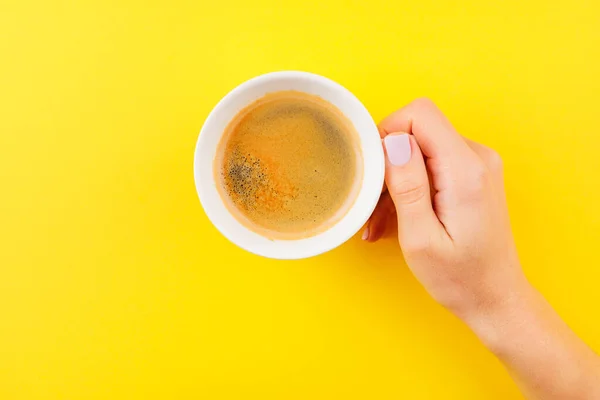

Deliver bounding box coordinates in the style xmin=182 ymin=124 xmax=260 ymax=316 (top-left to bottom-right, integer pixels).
xmin=214 ymin=90 xmax=363 ymax=240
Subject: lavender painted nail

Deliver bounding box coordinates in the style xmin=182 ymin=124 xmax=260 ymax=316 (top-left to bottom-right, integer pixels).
xmin=384 ymin=134 xmax=411 ymax=166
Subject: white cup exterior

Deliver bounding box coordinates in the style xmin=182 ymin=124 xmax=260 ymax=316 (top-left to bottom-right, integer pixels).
xmin=194 ymin=71 xmax=384 ymax=259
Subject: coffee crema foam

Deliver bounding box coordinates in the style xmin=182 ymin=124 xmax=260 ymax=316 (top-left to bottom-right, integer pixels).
xmin=214 ymin=91 xmax=363 ymax=240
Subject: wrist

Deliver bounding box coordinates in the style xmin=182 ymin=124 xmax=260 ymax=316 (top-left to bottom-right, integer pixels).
xmin=457 ymin=276 xmax=536 ymax=354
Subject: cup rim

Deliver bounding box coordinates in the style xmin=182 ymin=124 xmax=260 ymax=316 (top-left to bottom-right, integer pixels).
xmin=194 ymin=71 xmax=384 ymax=259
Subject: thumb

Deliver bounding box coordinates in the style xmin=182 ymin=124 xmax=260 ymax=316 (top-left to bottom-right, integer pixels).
xmin=383 ymin=133 xmax=442 ymax=250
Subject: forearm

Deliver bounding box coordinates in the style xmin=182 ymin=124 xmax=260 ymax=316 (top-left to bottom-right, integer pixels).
xmin=462 ymin=281 xmax=600 ymax=399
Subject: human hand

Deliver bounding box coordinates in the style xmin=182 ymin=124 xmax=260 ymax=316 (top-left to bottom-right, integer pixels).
xmin=364 ymin=98 xmax=527 ymax=320
xmin=364 ymin=99 xmax=600 ymax=399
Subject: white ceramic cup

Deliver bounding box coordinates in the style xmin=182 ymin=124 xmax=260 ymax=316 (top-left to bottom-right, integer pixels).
xmin=194 ymin=71 xmax=384 ymax=259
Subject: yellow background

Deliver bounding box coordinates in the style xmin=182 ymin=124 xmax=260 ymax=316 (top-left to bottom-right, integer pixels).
xmin=1 ymin=0 xmax=599 ymax=398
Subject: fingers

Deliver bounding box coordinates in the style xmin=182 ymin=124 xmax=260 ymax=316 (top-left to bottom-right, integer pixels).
xmin=383 ymin=133 xmax=446 ymax=250
xmin=362 ymin=192 xmax=395 ymax=242
xmin=462 ymin=137 xmax=509 ymax=223
xmin=371 ymin=99 xmax=505 ymax=248
xmin=463 ymin=137 xmax=504 ymax=187
xmin=378 ymin=98 xmax=473 ymax=163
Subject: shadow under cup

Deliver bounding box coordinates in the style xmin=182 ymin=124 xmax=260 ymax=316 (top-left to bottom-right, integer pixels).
xmin=194 ymin=71 xmax=384 ymax=259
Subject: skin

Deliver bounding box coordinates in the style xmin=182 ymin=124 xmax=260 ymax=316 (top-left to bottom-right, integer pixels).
xmin=364 ymin=98 xmax=600 ymax=399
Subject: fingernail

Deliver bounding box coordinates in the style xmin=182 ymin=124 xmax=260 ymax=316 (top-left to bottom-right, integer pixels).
xmin=362 ymin=226 xmax=369 ymax=241
xmin=384 ymin=134 xmax=411 ymax=166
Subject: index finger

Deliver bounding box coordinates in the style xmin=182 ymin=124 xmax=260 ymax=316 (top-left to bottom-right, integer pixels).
xmin=378 ymin=98 xmax=472 ymax=161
